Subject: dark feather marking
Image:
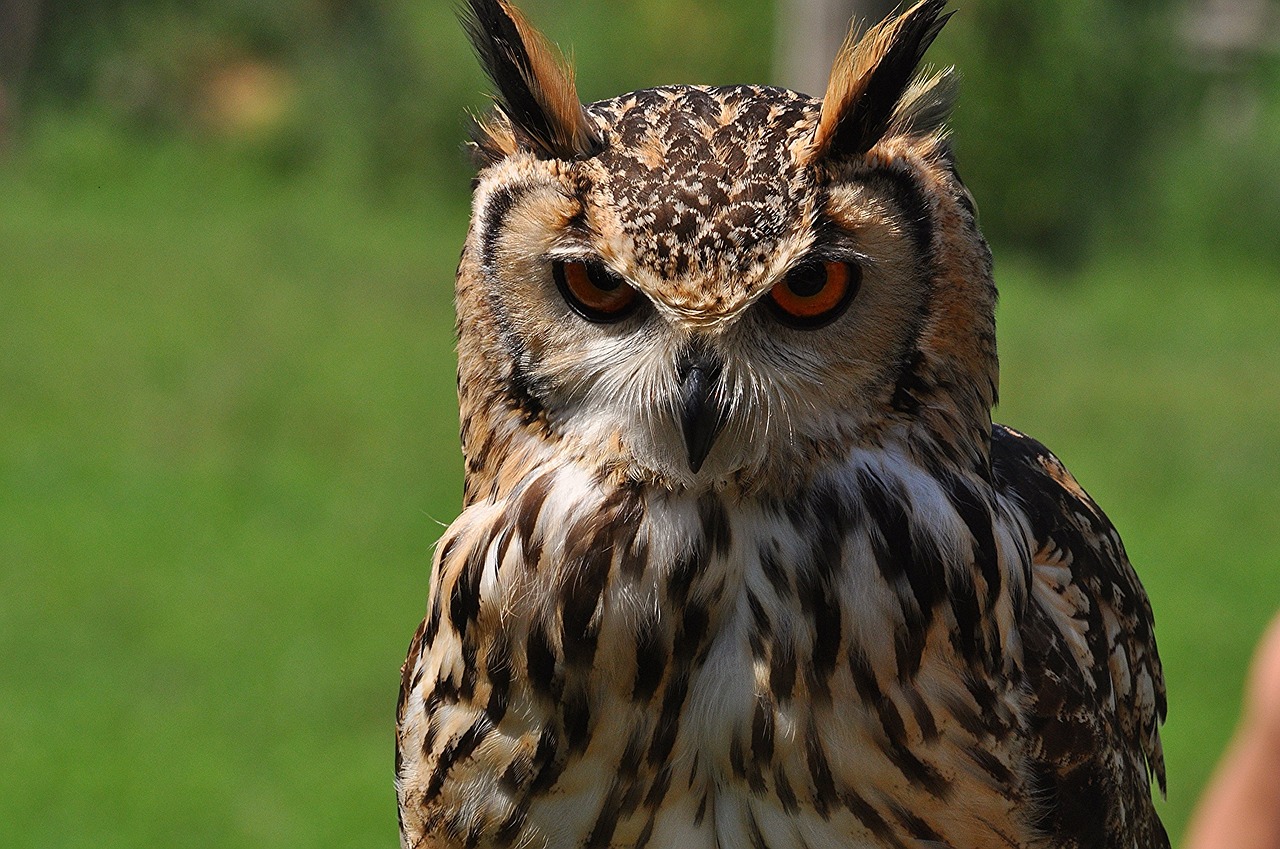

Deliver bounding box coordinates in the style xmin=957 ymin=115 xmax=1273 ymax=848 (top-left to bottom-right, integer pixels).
xmin=632 ymin=611 xmax=668 ymax=703
xmin=942 ymin=470 xmax=1002 ymax=607
xmin=584 ymin=777 xmax=627 ymax=849
xmin=760 ymin=542 xmax=792 ymax=598
xmin=424 ymin=583 xmax=443 ymax=643
xmin=862 ymin=164 xmax=936 ymax=262
xmin=751 ymin=697 xmax=776 ymax=767
xmin=848 ymin=647 xmax=883 ymax=703
xmin=967 ymin=745 xmax=1017 ymax=788
xmin=799 ymin=562 xmax=842 ymax=700
xmin=667 ymin=544 xmax=702 ymax=607
xmin=675 ymin=600 xmax=710 ymax=662
xmin=842 ymin=788 xmax=903 ymax=847
xmin=889 ymin=803 xmax=944 ymax=842
xmin=621 ymin=535 xmax=650 ymax=581
xmin=479 ymin=183 xmax=528 ymax=274
xmin=890 ymin=347 xmax=928 ymax=416
xmin=398 ymin=620 xmax=427 ymax=722
xmin=433 ymin=673 xmax=460 ymax=706
xmin=698 ymin=494 xmax=732 ymax=556
xmin=962 ymin=670 xmax=999 ymax=721
xmin=499 ymin=751 xmax=532 ymax=792
xmin=775 ymin=764 xmax=799 ymax=814
xmin=560 ymin=513 xmax=613 ymax=669
xmin=885 ymin=739 xmax=949 ymax=798
xmin=770 ymin=638 xmax=797 ymax=701
xmin=424 ymin=715 xmax=494 ymax=803
xmin=903 ymin=687 xmax=940 ymax=742
xmin=647 ymin=672 xmax=689 ymax=766
xmin=947 ymin=553 xmax=985 ymax=664
xmin=612 ymin=488 xmax=647 ymax=578
xmin=513 ymin=473 xmax=553 ymax=567
xmin=458 ymin=639 xmax=479 ymax=700
xmin=493 ymin=807 xmax=526 ymax=848
xmin=528 ymin=723 xmax=565 ymax=794
xmin=449 ymin=535 xmax=488 ymax=638
xmin=563 ymin=685 xmax=591 ymax=753
xmin=859 ymin=469 xmax=941 ymax=680
xmin=875 ymin=693 xmax=908 ymax=748
xmin=729 ymin=732 xmax=747 ymax=780
xmin=746 ymin=808 xmax=769 ymax=849
xmin=893 ymin=615 xmax=927 ymax=682
xmin=634 ymin=812 xmax=657 ymax=849
xmin=421 ymin=700 xmax=440 ymax=756
xmin=939 ymin=688 xmax=986 ymax=738
xmin=799 ymin=483 xmax=848 ymax=696
xmin=746 ymin=589 xmax=771 ymax=659
xmin=485 ymin=635 xmax=512 ymax=723
xmin=644 ymin=765 xmax=674 ymax=809
xmin=805 ymin=721 xmax=839 ymax=818
xmin=465 ymin=428 xmax=494 ymax=480
xmin=525 ymin=621 xmax=560 ymax=700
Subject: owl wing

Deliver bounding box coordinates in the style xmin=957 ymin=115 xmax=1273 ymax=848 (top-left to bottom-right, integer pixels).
xmin=990 ymin=424 xmax=1169 ymax=849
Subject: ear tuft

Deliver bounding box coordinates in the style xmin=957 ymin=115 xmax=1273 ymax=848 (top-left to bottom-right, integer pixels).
xmin=808 ymin=0 xmax=952 ymax=165
xmin=889 ymin=65 xmax=958 ymax=138
xmin=462 ymin=0 xmax=603 ymax=162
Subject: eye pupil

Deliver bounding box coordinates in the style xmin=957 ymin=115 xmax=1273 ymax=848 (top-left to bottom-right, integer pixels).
xmin=786 ymin=263 xmax=828 ymax=298
xmin=588 ymin=263 xmax=623 ymax=291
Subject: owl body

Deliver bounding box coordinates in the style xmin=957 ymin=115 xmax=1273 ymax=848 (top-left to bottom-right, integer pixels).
xmin=397 ymin=3 xmax=1167 ymax=848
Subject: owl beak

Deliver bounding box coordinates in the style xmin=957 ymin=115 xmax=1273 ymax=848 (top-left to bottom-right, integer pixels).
xmin=678 ymin=355 xmax=725 ymax=474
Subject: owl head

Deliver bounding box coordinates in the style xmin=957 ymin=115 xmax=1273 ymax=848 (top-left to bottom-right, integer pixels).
xmin=455 ymin=0 xmax=996 ymax=500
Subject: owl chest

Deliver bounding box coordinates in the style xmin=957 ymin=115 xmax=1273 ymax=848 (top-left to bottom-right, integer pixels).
xmin=516 ymin=505 xmax=1027 ymax=847
xmin=578 ymin=522 xmax=901 ymax=779
xmin=408 ymin=484 xmax=1034 ymax=848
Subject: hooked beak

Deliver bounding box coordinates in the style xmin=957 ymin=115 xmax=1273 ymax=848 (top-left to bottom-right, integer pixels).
xmin=678 ymin=354 xmax=725 ymax=474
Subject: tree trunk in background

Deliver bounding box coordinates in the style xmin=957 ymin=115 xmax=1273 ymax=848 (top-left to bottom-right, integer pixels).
xmin=774 ymin=0 xmax=898 ymax=95
xmin=0 ymin=0 xmax=44 ymax=152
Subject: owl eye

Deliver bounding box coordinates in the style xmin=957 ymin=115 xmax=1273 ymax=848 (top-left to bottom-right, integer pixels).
xmin=766 ymin=260 xmax=860 ymax=329
xmin=553 ymin=260 xmax=640 ymax=323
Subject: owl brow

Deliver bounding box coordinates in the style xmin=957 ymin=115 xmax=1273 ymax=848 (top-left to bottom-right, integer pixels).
xmin=802 ymin=216 xmax=879 ymax=268
xmin=850 ymin=166 xmax=935 ymax=258
xmin=802 ymin=242 xmax=878 ymax=269
xmin=537 ymin=195 xmax=598 ymax=257
xmin=543 ymin=250 xmax=627 ymax=286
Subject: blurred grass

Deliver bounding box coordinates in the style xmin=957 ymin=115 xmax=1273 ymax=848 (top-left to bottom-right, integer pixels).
xmin=2 ymin=118 xmax=1278 ymax=847
xmin=0 ymin=121 xmax=465 ymax=847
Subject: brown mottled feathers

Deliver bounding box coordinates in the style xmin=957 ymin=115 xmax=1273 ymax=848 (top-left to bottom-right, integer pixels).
xmin=992 ymin=425 xmax=1169 ymax=849
xmin=396 ymin=2 xmax=1169 ymax=848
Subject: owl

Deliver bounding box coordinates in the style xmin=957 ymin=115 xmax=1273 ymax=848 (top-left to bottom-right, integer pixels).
xmin=395 ymin=1 xmax=1169 ymax=847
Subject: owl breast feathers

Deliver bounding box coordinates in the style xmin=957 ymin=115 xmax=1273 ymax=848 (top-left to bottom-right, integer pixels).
xmin=395 ymin=2 xmax=1169 ymax=848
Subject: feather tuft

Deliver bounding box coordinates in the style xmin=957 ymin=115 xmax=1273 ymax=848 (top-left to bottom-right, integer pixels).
xmin=462 ymin=0 xmax=603 ymax=161
xmin=808 ymin=0 xmax=952 ymax=164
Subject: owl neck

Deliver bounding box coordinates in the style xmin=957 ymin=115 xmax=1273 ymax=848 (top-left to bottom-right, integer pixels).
xmin=886 ymin=347 xmax=997 ymax=486
xmin=457 ymin=385 xmax=995 ymax=511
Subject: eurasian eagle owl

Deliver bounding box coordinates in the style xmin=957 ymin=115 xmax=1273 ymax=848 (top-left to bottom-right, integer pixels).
xmin=396 ymin=1 xmax=1168 ymax=847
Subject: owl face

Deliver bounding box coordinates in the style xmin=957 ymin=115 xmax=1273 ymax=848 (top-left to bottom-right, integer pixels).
xmin=458 ymin=0 xmax=997 ymax=495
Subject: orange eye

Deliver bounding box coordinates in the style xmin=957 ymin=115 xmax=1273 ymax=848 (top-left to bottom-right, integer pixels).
xmin=766 ymin=260 xmax=860 ymax=328
xmin=553 ymin=260 xmax=639 ymax=323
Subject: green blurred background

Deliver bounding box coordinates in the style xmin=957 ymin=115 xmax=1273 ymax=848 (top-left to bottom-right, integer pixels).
xmin=1 ymin=0 xmax=1277 ymax=845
